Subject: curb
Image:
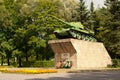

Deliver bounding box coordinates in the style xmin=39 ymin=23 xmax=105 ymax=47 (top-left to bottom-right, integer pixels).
xmin=57 ymin=68 xmax=120 ymax=73
xmin=67 ymin=68 xmax=120 ymax=73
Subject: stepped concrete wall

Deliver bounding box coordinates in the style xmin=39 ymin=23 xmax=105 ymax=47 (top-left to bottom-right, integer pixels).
xmin=48 ymin=39 xmax=112 ymax=69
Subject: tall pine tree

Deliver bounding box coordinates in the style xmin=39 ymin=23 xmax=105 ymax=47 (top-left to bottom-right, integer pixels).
xmin=75 ymin=0 xmax=90 ymax=29
xmin=105 ymin=0 xmax=120 ymax=58
xmin=89 ymin=1 xmax=96 ymax=31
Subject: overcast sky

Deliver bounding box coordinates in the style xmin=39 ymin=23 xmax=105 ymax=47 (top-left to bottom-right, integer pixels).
xmin=85 ymin=0 xmax=105 ymax=9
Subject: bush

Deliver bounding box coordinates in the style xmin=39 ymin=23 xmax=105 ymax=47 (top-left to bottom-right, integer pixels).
xmin=112 ymin=59 xmax=120 ymax=68
xmin=22 ymin=60 xmax=54 ymax=67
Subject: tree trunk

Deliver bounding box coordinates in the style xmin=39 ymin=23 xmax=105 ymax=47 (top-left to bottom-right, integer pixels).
xmin=1 ymin=55 xmax=4 ymax=66
xmin=7 ymin=50 xmax=12 ymax=66
xmin=25 ymin=52 xmax=28 ymax=62
xmin=18 ymin=58 xmax=22 ymax=67
xmin=25 ymin=42 xmax=28 ymax=62
xmin=7 ymin=58 xmax=10 ymax=66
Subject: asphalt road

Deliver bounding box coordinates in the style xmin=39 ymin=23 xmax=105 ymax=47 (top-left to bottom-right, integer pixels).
xmin=0 ymin=71 xmax=120 ymax=80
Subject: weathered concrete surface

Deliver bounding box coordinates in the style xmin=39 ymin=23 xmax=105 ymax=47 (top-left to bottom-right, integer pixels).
xmin=48 ymin=39 xmax=112 ymax=69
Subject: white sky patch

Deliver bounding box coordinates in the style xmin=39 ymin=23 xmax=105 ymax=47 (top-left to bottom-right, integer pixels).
xmin=85 ymin=0 xmax=105 ymax=9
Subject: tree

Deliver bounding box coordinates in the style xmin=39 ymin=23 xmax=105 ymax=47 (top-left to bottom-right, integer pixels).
xmin=0 ymin=0 xmax=15 ymax=66
xmin=26 ymin=0 xmax=61 ymax=60
xmin=0 ymin=0 xmax=6 ymax=65
xmin=95 ymin=0 xmax=120 ymax=58
xmin=104 ymin=0 xmax=120 ymax=58
xmin=75 ymin=0 xmax=90 ymax=29
xmin=0 ymin=0 xmax=62 ymax=66
xmin=58 ymin=0 xmax=78 ymax=21
xmin=0 ymin=41 xmax=13 ymax=65
xmin=89 ymin=1 xmax=96 ymax=31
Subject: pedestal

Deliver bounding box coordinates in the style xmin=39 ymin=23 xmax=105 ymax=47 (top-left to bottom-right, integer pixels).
xmin=48 ymin=38 xmax=112 ymax=69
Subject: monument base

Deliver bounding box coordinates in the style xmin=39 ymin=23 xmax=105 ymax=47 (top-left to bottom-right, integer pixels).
xmin=48 ymin=38 xmax=112 ymax=69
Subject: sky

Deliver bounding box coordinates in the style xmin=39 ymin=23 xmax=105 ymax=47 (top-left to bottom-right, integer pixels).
xmin=85 ymin=0 xmax=105 ymax=9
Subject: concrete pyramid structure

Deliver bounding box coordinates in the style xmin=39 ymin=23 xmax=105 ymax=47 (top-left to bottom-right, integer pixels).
xmin=48 ymin=39 xmax=112 ymax=69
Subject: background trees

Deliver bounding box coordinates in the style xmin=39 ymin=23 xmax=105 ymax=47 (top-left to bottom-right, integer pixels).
xmin=0 ymin=0 xmax=61 ymax=66
xmin=95 ymin=0 xmax=120 ymax=58
xmin=58 ymin=0 xmax=78 ymax=22
xmin=105 ymin=0 xmax=120 ymax=58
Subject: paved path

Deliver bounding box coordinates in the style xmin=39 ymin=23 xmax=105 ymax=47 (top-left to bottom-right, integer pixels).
xmin=0 ymin=71 xmax=120 ymax=80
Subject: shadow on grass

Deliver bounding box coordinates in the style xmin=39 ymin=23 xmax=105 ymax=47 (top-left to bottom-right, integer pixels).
xmin=26 ymin=71 xmax=120 ymax=80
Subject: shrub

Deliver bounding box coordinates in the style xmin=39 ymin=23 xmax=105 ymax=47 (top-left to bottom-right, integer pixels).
xmin=22 ymin=60 xmax=54 ymax=67
xmin=112 ymin=59 xmax=120 ymax=68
